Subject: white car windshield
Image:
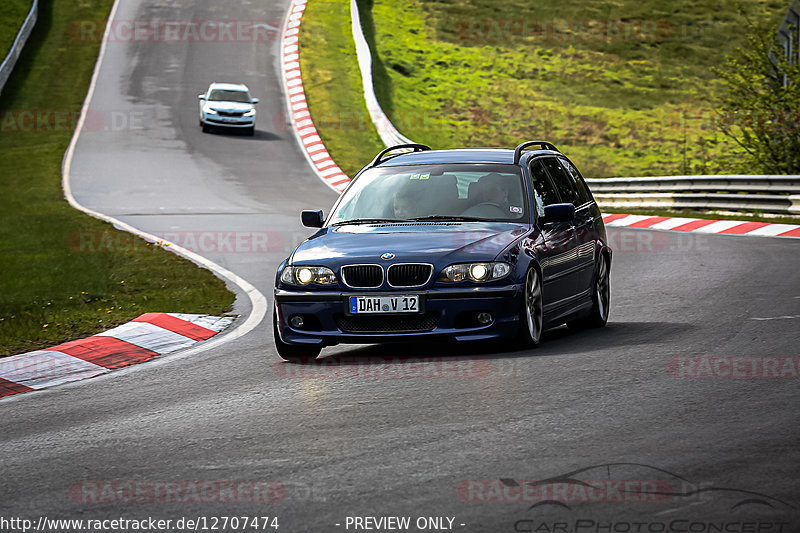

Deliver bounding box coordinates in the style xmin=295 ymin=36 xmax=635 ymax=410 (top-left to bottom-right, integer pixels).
xmin=208 ymin=89 xmax=252 ymax=103
xmin=328 ymin=164 xmax=527 ymax=225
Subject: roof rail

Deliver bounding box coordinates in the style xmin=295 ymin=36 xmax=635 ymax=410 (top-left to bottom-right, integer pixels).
xmin=369 ymin=143 xmax=432 ymax=167
xmin=513 ymin=140 xmax=559 ymax=164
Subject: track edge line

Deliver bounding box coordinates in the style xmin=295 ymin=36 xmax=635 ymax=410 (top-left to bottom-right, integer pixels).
xmin=59 ymin=0 xmax=268 ymax=373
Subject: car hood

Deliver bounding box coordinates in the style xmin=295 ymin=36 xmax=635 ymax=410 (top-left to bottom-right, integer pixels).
xmin=204 ymin=101 xmax=254 ymax=112
xmin=290 ymin=222 xmax=528 ymax=267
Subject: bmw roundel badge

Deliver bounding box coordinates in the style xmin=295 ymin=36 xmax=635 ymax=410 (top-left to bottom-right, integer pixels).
xmin=380 ymin=252 xmax=395 ymax=260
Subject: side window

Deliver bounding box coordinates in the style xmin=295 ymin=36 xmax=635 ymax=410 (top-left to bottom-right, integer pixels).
xmin=559 ymin=157 xmax=592 ymax=206
xmin=529 ymin=160 xmax=560 ymax=217
xmin=541 ymin=157 xmax=580 ymax=207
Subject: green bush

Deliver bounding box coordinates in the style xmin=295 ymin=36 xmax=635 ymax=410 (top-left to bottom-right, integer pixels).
xmin=714 ymin=22 xmax=800 ymax=173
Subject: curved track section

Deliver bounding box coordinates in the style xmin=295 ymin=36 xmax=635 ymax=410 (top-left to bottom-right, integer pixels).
xmin=1 ymin=0 xmax=798 ymax=528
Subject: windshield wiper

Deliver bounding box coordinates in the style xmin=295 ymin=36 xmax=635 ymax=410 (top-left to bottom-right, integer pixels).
xmin=409 ymin=215 xmax=489 ymax=222
xmin=331 ymin=218 xmax=406 ymax=226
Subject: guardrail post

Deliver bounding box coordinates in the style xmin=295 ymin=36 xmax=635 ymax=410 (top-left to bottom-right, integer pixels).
xmin=790 ymin=195 xmax=800 ymax=214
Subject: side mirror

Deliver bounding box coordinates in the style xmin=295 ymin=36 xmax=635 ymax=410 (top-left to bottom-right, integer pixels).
xmin=541 ymin=203 xmax=575 ymax=224
xmin=252 ymin=97 xmax=259 ymax=104
xmin=301 ymin=209 xmax=324 ymax=228
xmin=198 ymin=94 xmax=206 ymax=100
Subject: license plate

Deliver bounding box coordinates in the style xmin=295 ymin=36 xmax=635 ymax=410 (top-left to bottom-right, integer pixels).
xmin=348 ymin=295 xmax=420 ymax=314
xmin=222 ymin=118 xmax=237 ymax=123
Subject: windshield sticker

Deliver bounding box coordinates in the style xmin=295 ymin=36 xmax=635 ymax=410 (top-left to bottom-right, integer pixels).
xmin=510 ymin=206 xmax=523 ymax=214
xmin=409 ymin=173 xmax=430 ymax=180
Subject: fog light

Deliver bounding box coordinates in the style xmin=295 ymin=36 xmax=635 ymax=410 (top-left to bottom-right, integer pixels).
xmin=476 ymin=312 xmax=493 ymax=325
xmin=289 ymin=315 xmax=305 ymax=329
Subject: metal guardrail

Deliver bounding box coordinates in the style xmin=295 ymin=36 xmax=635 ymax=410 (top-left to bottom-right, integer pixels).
xmin=350 ymin=0 xmax=413 ymax=148
xmin=0 ymin=0 xmax=38 ymax=97
xmin=585 ymin=176 xmax=800 ymax=215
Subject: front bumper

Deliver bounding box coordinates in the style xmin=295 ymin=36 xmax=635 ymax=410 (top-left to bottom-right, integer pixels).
xmin=203 ymin=114 xmax=255 ymax=128
xmin=274 ymin=284 xmax=523 ymax=346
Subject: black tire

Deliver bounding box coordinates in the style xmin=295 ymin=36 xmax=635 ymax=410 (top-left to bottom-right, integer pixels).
xmin=246 ymin=126 xmax=255 ymax=136
xmin=273 ymin=312 xmax=320 ymax=363
xmin=202 ymin=123 xmax=211 ymax=133
xmin=516 ymin=267 xmax=543 ymax=347
xmin=568 ymin=252 xmax=610 ymax=330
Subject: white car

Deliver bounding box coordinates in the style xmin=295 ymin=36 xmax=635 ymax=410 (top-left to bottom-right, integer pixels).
xmin=198 ymin=82 xmax=259 ymax=135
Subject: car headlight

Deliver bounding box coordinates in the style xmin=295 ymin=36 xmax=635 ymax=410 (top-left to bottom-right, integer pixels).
xmin=280 ymin=266 xmax=337 ymax=286
xmin=243 ymin=109 xmax=256 ymax=117
xmin=437 ymin=262 xmax=511 ymax=283
xmin=203 ymin=106 xmax=218 ymax=115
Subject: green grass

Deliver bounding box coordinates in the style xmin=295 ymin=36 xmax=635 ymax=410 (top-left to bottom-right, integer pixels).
xmin=299 ymin=0 xmax=384 ymax=177
xmin=369 ymin=0 xmax=789 ymax=177
xmin=303 ymin=0 xmax=789 ymax=179
xmin=0 ymin=0 xmax=235 ymax=356
xmin=0 ymin=0 xmax=32 ymax=60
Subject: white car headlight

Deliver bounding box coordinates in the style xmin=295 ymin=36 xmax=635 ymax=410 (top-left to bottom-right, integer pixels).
xmin=203 ymin=106 xmax=218 ymax=115
xmin=281 ymin=266 xmax=337 ymax=286
xmin=470 ymin=264 xmax=488 ymax=281
xmin=437 ymin=262 xmax=511 ymax=283
xmin=243 ymin=109 xmax=256 ymax=117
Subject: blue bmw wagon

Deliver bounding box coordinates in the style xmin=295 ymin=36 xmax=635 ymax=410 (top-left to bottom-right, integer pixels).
xmin=273 ymin=141 xmax=611 ymax=363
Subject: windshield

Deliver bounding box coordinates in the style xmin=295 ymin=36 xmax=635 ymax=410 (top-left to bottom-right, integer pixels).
xmin=208 ymin=89 xmax=252 ymax=103
xmin=327 ymin=164 xmax=527 ymax=225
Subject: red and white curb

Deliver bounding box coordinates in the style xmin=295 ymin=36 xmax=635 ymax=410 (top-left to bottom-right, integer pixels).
xmin=281 ymin=0 xmax=352 ymax=194
xmin=602 ymin=214 xmax=800 ymax=239
xmin=0 ymin=313 xmax=233 ymax=399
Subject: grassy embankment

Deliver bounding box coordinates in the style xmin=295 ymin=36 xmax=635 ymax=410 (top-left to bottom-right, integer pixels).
xmin=299 ymin=0 xmax=384 ymax=177
xmin=300 ymin=0 xmax=796 ymax=222
xmin=370 ymin=0 xmax=787 ymax=177
xmin=0 ymin=0 xmax=32 ymax=60
xmin=0 ymin=0 xmax=235 ymax=356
